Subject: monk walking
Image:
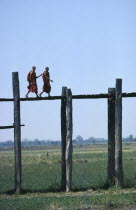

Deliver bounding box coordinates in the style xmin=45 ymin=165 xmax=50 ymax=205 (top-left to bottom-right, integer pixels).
xmin=39 ymin=67 xmax=53 ymax=97
xmin=26 ymin=66 xmax=42 ymax=98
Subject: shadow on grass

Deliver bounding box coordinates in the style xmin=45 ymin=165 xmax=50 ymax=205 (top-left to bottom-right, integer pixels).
xmin=66 ymin=182 xmax=111 ymax=192
xmin=3 ymin=181 xmax=136 ymax=195
xmin=3 ymin=183 xmax=109 ymax=195
xmin=2 ymin=185 xmax=108 ymax=195
xmin=5 ymin=187 xmax=62 ymax=195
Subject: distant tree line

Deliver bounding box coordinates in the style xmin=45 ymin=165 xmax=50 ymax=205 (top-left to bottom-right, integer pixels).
xmin=0 ymin=134 xmax=136 ymax=147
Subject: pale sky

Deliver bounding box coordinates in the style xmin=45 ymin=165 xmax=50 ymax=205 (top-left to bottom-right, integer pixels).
xmin=0 ymin=0 xmax=136 ymax=141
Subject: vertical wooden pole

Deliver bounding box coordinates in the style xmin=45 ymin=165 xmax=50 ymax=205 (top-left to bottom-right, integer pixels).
xmin=115 ymin=79 xmax=123 ymax=187
xmin=12 ymin=72 xmax=22 ymax=193
xmin=107 ymin=88 xmax=115 ymax=186
xmin=66 ymin=89 xmax=73 ymax=192
xmin=61 ymin=87 xmax=67 ymax=190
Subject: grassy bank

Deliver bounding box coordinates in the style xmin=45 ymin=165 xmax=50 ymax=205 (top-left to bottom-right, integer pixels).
xmin=0 ymin=144 xmax=136 ymax=209
xmin=0 ymin=189 xmax=136 ymax=209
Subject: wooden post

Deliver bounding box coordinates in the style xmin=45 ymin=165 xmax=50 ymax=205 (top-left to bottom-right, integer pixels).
xmin=12 ymin=72 xmax=22 ymax=193
xmin=61 ymin=87 xmax=67 ymax=190
xmin=66 ymin=89 xmax=73 ymax=192
xmin=115 ymin=79 xmax=123 ymax=187
xmin=107 ymin=88 xmax=115 ymax=186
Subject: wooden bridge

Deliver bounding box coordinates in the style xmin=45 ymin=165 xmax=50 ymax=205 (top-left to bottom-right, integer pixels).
xmin=1 ymin=72 xmax=136 ymax=193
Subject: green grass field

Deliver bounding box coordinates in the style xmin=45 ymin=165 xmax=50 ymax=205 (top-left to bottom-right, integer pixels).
xmin=0 ymin=144 xmax=136 ymax=209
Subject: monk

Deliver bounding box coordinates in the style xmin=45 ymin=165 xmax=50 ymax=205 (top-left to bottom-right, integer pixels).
xmin=26 ymin=66 xmax=42 ymax=98
xmin=39 ymin=67 xmax=53 ymax=97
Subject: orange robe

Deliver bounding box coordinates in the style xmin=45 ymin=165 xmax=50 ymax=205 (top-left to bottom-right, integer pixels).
xmin=42 ymin=71 xmax=51 ymax=93
xmin=27 ymin=70 xmax=38 ymax=93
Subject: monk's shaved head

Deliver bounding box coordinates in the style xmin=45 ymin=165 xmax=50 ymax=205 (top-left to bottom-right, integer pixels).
xmin=32 ymin=66 xmax=36 ymax=70
xmin=45 ymin=67 xmax=49 ymax=71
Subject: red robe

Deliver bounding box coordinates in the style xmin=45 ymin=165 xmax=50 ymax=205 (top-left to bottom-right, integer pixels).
xmin=27 ymin=70 xmax=38 ymax=93
xmin=42 ymin=71 xmax=51 ymax=93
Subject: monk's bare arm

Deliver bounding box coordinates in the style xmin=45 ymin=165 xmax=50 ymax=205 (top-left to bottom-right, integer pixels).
xmin=45 ymin=76 xmax=53 ymax=82
xmin=36 ymin=74 xmax=42 ymax=78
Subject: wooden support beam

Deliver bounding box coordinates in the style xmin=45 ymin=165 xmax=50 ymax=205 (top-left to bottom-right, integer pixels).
xmin=1 ymin=92 xmax=136 ymax=102
xmin=72 ymin=94 xmax=109 ymax=99
xmin=122 ymin=92 xmax=136 ymax=97
xmin=61 ymin=87 xmax=67 ymax=190
xmin=20 ymin=96 xmax=64 ymax=101
xmin=0 ymin=98 xmax=14 ymax=102
xmin=66 ymin=89 xmax=73 ymax=192
xmin=0 ymin=124 xmax=25 ymax=129
xmin=12 ymin=72 xmax=22 ymax=193
xmin=73 ymin=92 xmax=136 ymax=99
xmin=0 ymin=96 xmax=63 ymax=102
xmin=115 ymin=79 xmax=123 ymax=187
xmin=107 ymin=88 xmax=115 ymax=186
